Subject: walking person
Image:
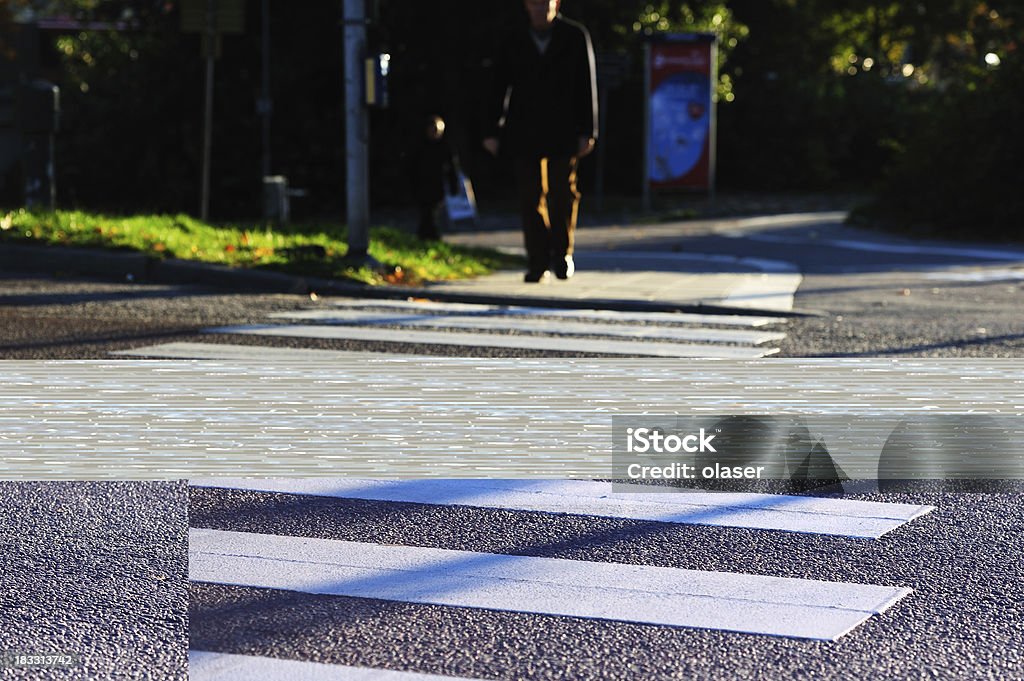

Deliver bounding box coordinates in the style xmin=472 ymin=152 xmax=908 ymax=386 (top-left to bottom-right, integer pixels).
xmin=482 ymin=0 xmax=598 ymax=282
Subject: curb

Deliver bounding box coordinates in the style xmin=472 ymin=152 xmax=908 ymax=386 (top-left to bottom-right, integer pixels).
xmin=0 ymin=242 xmax=824 ymax=318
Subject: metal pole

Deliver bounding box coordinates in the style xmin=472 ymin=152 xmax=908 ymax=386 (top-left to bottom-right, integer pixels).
xmin=641 ymin=41 xmax=651 ymax=213
xmin=708 ymin=37 xmax=718 ymax=200
xmin=260 ymin=0 xmax=271 ymax=180
xmin=343 ymin=0 xmax=370 ymax=259
xmin=200 ymin=0 xmax=216 ymax=221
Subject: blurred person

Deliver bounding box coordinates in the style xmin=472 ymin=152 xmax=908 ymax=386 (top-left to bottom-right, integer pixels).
xmin=414 ymin=114 xmax=457 ymax=240
xmin=483 ymin=0 xmax=598 ymax=282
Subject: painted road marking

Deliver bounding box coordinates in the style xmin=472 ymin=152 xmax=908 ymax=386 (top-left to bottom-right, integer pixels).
xmin=573 ymin=249 xmax=800 ymax=274
xmin=189 ymin=651 xmax=480 ymax=681
xmin=325 ymin=298 xmax=786 ymax=327
xmin=110 ymin=342 xmax=393 ymax=361
xmin=189 ymin=528 xmax=912 ymax=641
xmin=191 ymin=479 xmax=934 ymax=539
xmin=923 ymin=268 xmax=1024 ymax=283
xmin=732 ymin=213 xmax=850 ymax=229
xmin=722 ymin=273 xmax=802 ymax=311
xmin=203 ymin=325 xmax=779 ymax=359
xmin=740 ymin=232 xmax=1024 ymax=262
xmin=266 ymin=309 xmax=786 ymax=346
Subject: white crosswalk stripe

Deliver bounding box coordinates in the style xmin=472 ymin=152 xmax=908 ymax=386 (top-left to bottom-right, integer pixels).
xmin=191 ymin=478 xmax=934 ymax=539
xmin=321 ymin=298 xmax=787 ymax=327
xmin=190 ymin=527 xmax=911 ymax=642
xmin=203 ymin=324 xmax=779 ymax=358
xmin=265 ymin=309 xmax=787 ymax=345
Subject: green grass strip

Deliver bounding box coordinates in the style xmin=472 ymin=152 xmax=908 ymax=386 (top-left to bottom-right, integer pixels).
xmin=0 ymin=209 xmax=522 ymax=286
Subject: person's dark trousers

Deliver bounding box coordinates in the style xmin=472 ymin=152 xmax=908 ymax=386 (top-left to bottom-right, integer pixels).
xmin=514 ymin=156 xmax=580 ymax=273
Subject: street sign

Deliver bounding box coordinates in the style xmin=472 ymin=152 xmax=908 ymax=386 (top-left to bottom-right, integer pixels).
xmin=644 ymin=33 xmax=717 ymax=194
xmin=180 ymin=0 xmax=245 ymax=34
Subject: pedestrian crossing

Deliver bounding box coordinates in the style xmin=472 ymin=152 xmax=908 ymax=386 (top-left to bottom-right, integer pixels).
xmin=115 ymin=297 xmax=789 ymax=360
xmin=263 ymin=309 xmax=785 ymax=345
xmin=189 ymin=478 xmax=928 ymax=680
xmin=321 ymin=298 xmax=787 ymax=326
xmin=192 ymin=478 xmax=934 ymax=539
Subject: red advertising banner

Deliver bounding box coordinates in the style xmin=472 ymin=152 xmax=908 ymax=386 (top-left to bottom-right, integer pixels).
xmin=646 ymin=34 xmax=717 ymax=192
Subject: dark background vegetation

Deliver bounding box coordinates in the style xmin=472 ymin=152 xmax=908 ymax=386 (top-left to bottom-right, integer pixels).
xmin=1 ymin=0 xmax=1021 ymax=239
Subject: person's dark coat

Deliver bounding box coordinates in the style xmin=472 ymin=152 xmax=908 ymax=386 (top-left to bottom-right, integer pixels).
xmin=485 ymin=14 xmax=598 ymax=159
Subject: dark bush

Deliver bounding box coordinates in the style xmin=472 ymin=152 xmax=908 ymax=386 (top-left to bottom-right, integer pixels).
xmin=865 ymin=57 xmax=1024 ymax=241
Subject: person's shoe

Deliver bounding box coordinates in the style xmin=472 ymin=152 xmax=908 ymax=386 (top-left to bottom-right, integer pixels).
xmin=552 ymin=255 xmax=574 ymax=280
xmin=524 ymin=269 xmax=549 ymax=283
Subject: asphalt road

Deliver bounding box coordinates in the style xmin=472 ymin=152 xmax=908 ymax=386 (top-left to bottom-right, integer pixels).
xmin=0 ymin=482 xmax=188 ymax=680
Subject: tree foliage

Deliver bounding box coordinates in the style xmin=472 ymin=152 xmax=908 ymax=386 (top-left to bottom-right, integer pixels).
xmin=864 ymin=3 xmax=1024 ymax=237
xmin=3 ymin=0 xmax=1018 ymax=234
xmin=577 ymin=1 xmax=748 ymax=101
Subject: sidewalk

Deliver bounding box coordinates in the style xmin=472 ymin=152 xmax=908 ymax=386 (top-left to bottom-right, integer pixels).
xmin=429 ymin=248 xmax=802 ymax=313
xmin=431 ymin=213 xmax=822 ymax=314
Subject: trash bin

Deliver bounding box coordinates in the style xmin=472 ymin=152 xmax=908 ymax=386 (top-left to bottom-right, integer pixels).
xmin=263 ymin=175 xmax=289 ymax=224
xmin=263 ymin=175 xmax=308 ymax=224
